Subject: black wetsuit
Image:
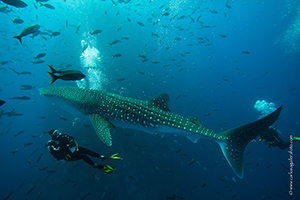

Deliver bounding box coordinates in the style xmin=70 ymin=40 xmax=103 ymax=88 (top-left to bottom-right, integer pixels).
xmin=260 ymin=127 xmax=291 ymax=150
xmin=47 ymin=132 xmax=101 ymax=166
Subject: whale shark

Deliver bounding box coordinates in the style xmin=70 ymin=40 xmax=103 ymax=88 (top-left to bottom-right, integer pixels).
xmin=39 ymin=86 xmax=282 ymax=178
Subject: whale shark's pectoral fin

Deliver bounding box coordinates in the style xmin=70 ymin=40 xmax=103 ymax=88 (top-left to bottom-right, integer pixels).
xmin=89 ymin=114 xmax=115 ymax=146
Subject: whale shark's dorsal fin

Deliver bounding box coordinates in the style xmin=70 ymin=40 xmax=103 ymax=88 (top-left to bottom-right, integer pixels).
xmin=89 ymin=114 xmax=114 ymax=146
xmin=149 ymin=94 xmax=170 ymax=111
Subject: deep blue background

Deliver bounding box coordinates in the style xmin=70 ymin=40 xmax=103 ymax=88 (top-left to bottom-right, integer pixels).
xmin=0 ymin=0 xmax=299 ymax=199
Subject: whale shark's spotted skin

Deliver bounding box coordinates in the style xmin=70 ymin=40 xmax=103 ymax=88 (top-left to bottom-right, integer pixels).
xmin=40 ymin=86 xmax=282 ymax=178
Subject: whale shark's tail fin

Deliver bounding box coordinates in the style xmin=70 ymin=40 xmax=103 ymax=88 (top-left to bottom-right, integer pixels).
xmin=217 ymin=105 xmax=283 ymax=179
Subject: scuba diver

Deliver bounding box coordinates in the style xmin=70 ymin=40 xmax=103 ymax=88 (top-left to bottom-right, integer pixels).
xmin=258 ymin=126 xmax=300 ymax=150
xmin=45 ymin=129 xmax=122 ymax=174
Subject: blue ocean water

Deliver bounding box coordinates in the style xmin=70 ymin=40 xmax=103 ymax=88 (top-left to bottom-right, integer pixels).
xmin=0 ymin=0 xmax=299 ymax=199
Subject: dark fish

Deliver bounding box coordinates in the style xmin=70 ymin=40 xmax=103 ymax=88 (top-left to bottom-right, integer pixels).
xmin=11 ymin=149 xmax=18 ymax=154
xmin=34 ymin=53 xmax=46 ymax=59
xmin=29 ymin=149 xmax=38 ymax=156
xmin=47 ymin=170 xmax=56 ymax=173
xmin=190 ymin=16 xmax=195 ymax=23
xmin=264 ymin=71 xmax=270 ymax=76
xmin=138 ymin=54 xmax=147 ymax=59
xmin=242 ymin=51 xmax=250 ymax=54
xmin=162 ymin=12 xmax=169 ymax=16
xmin=192 ymin=7 xmax=199 ymax=14
xmin=48 ymin=71 xmax=86 ymax=84
xmin=151 ymin=32 xmax=160 ymax=37
xmin=174 ymin=37 xmax=181 ymax=41
xmin=40 ymin=3 xmax=55 ymax=9
xmin=3 ymin=111 xmax=23 ymax=117
xmin=31 ymin=134 xmax=40 ymax=137
xmin=13 ymin=24 xmax=40 ymax=44
xmin=75 ymin=24 xmax=81 ymax=34
xmin=210 ymin=9 xmax=218 ymax=14
xmin=111 ymin=0 xmax=117 ymax=6
xmin=117 ymin=78 xmax=125 ymax=82
xmin=127 ymin=17 xmax=131 ymax=22
xmin=166 ymin=194 xmax=184 ymax=200
xmin=175 ymin=94 xmax=181 ymax=100
xmin=47 ymin=65 xmax=85 ymax=84
xmin=205 ymin=42 xmax=213 ymax=47
xmin=225 ymin=1 xmax=231 ymax=9
xmin=65 ymin=19 xmax=68 ymax=29
xmin=109 ymin=39 xmax=121 ymax=46
xmin=19 ymin=179 xmax=26 ymax=188
xmin=202 ymin=183 xmax=207 ymax=188
xmin=0 ymin=100 xmax=5 ymax=107
xmin=12 ymin=18 xmax=24 ymax=25
xmin=177 ymin=15 xmax=185 ymax=20
xmin=129 ymin=175 xmax=136 ymax=181
xmin=33 ymin=2 xmax=38 ymax=9
xmin=2 ymin=0 xmax=27 ymax=8
xmin=81 ymin=192 xmax=90 ymax=200
xmin=232 ymin=177 xmax=237 ymax=184
xmin=36 ymin=153 xmax=43 ymax=163
xmin=137 ymin=21 xmax=145 ymax=26
xmin=89 ymin=29 xmax=102 ymax=35
xmin=112 ymin=54 xmax=122 ymax=58
xmin=50 ymin=31 xmax=60 ymax=37
xmin=13 ymin=130 xmax=24 ymax=137
xmin=121 ymin=36 xmax=129 ymax=40
xmin=37 ymin=191 xmax=43 ymax=200
xmin=175 ymin=149 xmax=181 ymax=153
xmin=20 ymin=84 xmax=36 ymax=90
xmin=219 ymin=175 xmax=229 ymax=182
xmin=169 ymin=14 xmax=178 ymax=21
xmin=0 ymin=61 xmax=9 ymax=65
xmin=82 ymin=43 xmax=88 ymax=52
xmin=27 ymin=185 xmax=37 ymax=195
xmin=3 ymin=190 xmax=13 ymax=200
xmin=0 ymin=5 xmax=13 ymax=13
xmin=24 ymin=142 xmax=33 ymax=147
xmin=220 ymin=34 xmax=227 ymax=38
xmin=59 ymin=116 xmax=67 ymax=121
xmin=279 ymin=162 xmax=289 ymax=171
xmin=189 ymin=159 xmax=196 ymax=166
xmin=9 ymin=96 xmax=31 ymax=100
xmin=19 ymin=71 xmax=32 ymax=75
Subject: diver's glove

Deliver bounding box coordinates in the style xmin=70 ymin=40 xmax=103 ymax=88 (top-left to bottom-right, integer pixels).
xmin=101 ymin=151 xmax=123 ymax=161
xmin=98 ymin=164 xmax=115 ymax=174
